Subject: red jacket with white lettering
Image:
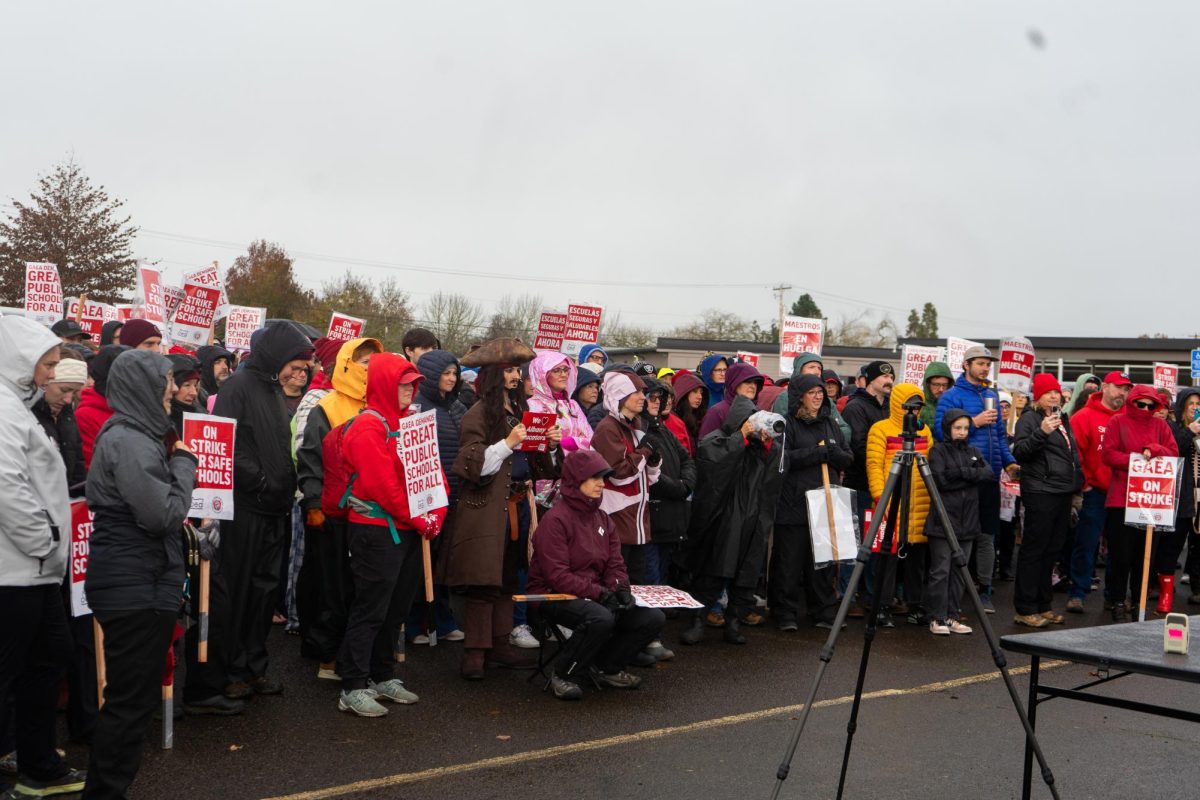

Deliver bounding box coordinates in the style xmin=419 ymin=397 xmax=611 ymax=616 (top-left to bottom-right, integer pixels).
xmin=1070 ymin=391 xmax=1122 ymax=492
xmin=341 ymin=353 xmax=447 ymax=535
xmin=1100 ymin=385 xmax=1179 ymax=508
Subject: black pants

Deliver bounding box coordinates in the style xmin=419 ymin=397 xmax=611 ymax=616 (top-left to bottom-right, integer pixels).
xmin=65 ymin=611 xmax=98 ymax=744
xmin=338 ymin=523 xmax=423 ymax=691
xmin=925 ymin=537 xmax=975 ymax=621
xmin=1106 ymin=507 xmax=1151 ymax=606
xmin=1155 ymin=524 xmax=1189 ymax=576
xmin=539 ymin=600 xmax=664 ymax=676
xmin=1014 ymin=493 xmax=1072 ymax=616
xmin=619 ymin=544 xmax=648 ymax=586
xmin=769 ymin=523 xmax=838 ymax=624
xmin=1184 ymin=525 xmax=1200 ymax=585
xmin=83 ymin=609 xmax=175 ymax=800
xmin=183 ymin=549 xmax=231 ymax=704
xmin=297 ymin=518 xmax=355 ymax=663
xmin=222 ymin=510 xmax=286 ymax=683
xmin=690 ymin=574 xmax=757 ymax=618
xmin=0 ymin=585 xmax=73 ymax=782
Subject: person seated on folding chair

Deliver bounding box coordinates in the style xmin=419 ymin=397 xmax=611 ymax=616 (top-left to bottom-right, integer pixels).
xmin=527 ymin=450 xmax=666 ymax=701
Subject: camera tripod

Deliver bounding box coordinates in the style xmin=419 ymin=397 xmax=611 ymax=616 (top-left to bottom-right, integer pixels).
xmin=768 ymin=412 xmax=1060 ymax=800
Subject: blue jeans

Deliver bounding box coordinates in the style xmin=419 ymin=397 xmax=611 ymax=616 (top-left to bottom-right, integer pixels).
xmin=1069 ymin=489 xmax=1106 ymax=601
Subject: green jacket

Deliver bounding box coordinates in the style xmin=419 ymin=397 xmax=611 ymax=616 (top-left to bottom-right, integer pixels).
xmin=771 ymin=353 xmax=851 ymax=442
xmin=920 ymin=361 xmax=954 ymax=431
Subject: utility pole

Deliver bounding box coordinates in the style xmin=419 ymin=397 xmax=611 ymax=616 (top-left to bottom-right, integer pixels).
xmin=773 ymin=284 xmax=792 ymax=341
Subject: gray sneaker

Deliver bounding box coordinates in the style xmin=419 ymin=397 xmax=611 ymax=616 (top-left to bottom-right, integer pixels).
xmin=644 ymin=640 xmax=674 ymax=661
xmin=368 ymin=678 xmax=419 ymax=705
xmin=338 ymin=689 xmax=389 ymax=717
xmin=550 ymin=673 xmax=583 ymax=700
xmin=591 ymin=668 xmax=642 ymax=690
xmin=979 ymin=594 xmax=996 ymax=614
xmin=14 ymin=768 xmax=87 ymax=796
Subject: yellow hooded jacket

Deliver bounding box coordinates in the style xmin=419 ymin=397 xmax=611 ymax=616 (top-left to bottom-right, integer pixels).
xmin=865 ymin=383 xmax=932 ymax=544
xmin=318 ymin=337 xmax=383 ymax=429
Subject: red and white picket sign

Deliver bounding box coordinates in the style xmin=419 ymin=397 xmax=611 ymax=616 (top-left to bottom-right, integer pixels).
xmin=182 ymin=413 xmax=237 ymax=520
xmin=945 ymin=337 xmax=983 ymax=379
xmin=183 ymin=265 xmax=229 ymax=320
xmin=630 ymin=585 xmax=704 ymax=609
xmin=1124 ymin=455 xmax=1182 ymax=528
xmin=397 ymin=410 xmax=448 ymax=518
xmin=735 ymin=351 xmax=760 ymax=367
xmin=1153 ymin=363 xmax=1179 ymax=399
xmin=224 ymin=306 xmax=265 ymax=353
xmin=996 ymin=336 xmax=1036 ymax=395
xmin=327 ymin=311 xmax=366 ymax=342
xmin=171 ymin=281 xmax=221 ymax=345
xmin=519 ymin=411 xmax=557 ymax=453
xmin=560 ymin=303 xmax=603 ymax=357
xmin=901 ymin=345 xmax=946 ymax=387
xmin=69 ymin=500 xmax=94 ymax=617
xmin=534 ymin=310 xmax=568 ymax=351
xmin=780 ymin=316 xmax=824 ymax=374
xmin=162 ymin=285 xmax=185 ymax=322
xmin=24 ymin=262 xmax=62 ymax=328
xmin=64 ymin=297 xmax=116 ymax=344
xmin=135 ymin=266 xmax=167 ymax=325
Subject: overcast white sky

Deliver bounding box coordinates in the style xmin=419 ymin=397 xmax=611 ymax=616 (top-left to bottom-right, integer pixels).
xmin=3 ymin=2 xmax=1197 ymax=340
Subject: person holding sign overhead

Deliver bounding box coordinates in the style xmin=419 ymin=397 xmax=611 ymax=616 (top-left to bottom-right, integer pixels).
xmin=1100 ymin=385 xmax=1178 ymax=622
xmin=83 ymin=349 xmax=198 ymax=798
xmin=335 ymin=353 xmax=447 ymax=718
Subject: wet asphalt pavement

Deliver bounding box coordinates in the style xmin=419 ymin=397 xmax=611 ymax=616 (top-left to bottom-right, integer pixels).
xmin=62 ymin=581 xmax=1200 ymax=799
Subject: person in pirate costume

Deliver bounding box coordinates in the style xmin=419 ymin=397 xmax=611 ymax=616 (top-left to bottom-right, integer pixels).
xmin=438 ymin=338 xmax=562 ymax=680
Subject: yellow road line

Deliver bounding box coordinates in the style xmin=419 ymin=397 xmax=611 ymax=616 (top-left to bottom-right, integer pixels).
xmin=263 ymin=661 xmax=1066 ymax=800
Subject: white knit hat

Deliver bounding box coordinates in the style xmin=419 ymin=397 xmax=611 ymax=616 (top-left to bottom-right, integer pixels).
xmin=50 ymin=358 xmax=88 ymax=385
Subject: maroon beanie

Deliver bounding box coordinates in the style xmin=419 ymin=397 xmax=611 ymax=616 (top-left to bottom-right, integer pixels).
xmin=314 ymin=336 xmax=342 ymax=372
xmin=121 ymin=319 xmax=162 ymax=349
xmin=1031 ymin=373 xmax=1062 ymax=401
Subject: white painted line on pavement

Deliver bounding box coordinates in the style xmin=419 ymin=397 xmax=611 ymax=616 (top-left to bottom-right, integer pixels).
xmin=262 ymin=660 xmax=1067 ymax=800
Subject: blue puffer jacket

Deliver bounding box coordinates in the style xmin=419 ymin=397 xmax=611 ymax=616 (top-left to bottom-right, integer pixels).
xmin=933 ymin=373 xmax=1014 ymax=479
xmin=416 ymin=350 xmax=467 ymax=503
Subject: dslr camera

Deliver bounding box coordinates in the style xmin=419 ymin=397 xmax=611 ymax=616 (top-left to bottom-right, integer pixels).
xmin=747 ymin=410 xmax=787 ymax=439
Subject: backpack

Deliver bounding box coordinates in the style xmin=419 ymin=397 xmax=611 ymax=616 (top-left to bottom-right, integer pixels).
xmin=320 ymin=409 xmax=406 ymax=544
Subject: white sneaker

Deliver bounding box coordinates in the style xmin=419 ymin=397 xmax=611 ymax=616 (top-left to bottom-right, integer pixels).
xmin=509 ymin=624 xmax=539 ymax=649
xmin=368 ymin=678 xmax=419 ymax=704
xmin=948 ymin=620 xmax=973 ymax=635
xmin=929 ymin=620 xmax=950 ymax=635
xmin=411 ymin=633 xmax=431 ymax=645
xmin=442 ymin=629 xmax=465 ymax=642
xmin=317 ymin=663 xmax=340 ymax=681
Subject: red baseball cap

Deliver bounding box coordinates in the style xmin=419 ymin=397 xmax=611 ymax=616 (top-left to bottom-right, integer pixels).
xmin=1102 ymin=371 xmax=1132 ymax=387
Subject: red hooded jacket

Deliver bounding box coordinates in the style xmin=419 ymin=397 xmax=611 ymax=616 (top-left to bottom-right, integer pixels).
xmin=342 ymin=353 xmax=448 ymax=535
xmin=76 ymin=387 xmax=113 ymax=470
xmin=1070 ymin=390 xmax=1123 ymax=492
xmin=1100 ymin=385 xmax=1179 ymax=508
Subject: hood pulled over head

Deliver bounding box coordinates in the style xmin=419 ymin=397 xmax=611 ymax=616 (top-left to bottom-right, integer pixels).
xmin=364 ymin=352 xmax=424 ymax=429
xmin=106 ymin=349 xmax=174 ymax=437
xmin=0 ymin=316 xmax=62 ymax=408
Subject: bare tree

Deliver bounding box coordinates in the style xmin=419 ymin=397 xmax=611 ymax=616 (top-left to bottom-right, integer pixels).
xmin=423 ymin=291 xmax=486 ymax=355
xmin=826 ymin=310 xmax=898 ymax=348
xmin=485 ymin=293 xmax=543 ymax=340
xmin=600 ymin=311 xmax=656 ymax=348
xmin=669 ymin=309 xmax=755 ymax=341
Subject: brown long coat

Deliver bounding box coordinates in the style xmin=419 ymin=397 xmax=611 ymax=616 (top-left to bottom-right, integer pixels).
xmin=438 ymin=401 xmax=557 ymax=588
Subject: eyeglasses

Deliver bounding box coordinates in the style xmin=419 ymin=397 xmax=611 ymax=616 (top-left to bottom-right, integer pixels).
xmin=1132 ymin=400 xmax=1156 ymax=410
xmin=547 ymin=366 xmax=569 ymax=376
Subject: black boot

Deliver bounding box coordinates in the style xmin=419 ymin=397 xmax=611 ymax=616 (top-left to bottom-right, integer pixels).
xmin=679 ymin=610 xmax=705 ymax=646
xmin=723 ymin=614 xmax=746 ymax=645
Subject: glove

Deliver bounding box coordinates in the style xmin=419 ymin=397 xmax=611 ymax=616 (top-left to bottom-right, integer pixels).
xmin=614 ymin=584 xmax=635 ymax=611
xmin=418 ymin=514 xmax=442 ymax=541
xmin=306 ymin=509 xmax=326 ymax=528
xmin=815 ymin=444 xmax=829 ymax=463
xmin=599 ymin=589 xmax=623 ymax=613
xmin=196 ymin=520 xmax=220 ymax=561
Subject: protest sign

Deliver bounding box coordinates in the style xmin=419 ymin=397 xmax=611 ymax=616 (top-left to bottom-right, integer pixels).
xmin=327 ymin=311 xmax=366 ymax=342
xmin=631 ymin=585 xmax=704 ymax=609
xmin=162 ymin=285 xmax=185 ymax=322
xmin=518 ymin=411 xmax=557 ymax=453
xmin=1153 ymin=363 xmax=1179 ymax=399
xmin=135 ymin=266 xmax=167 ymax=325
xmin=901 ymin=344 xmax=946 ymax=387
xmin=171 ymin=281 xmax=221 ymax=345
xmin=397 ymin=410 xmax=448 ymax=518
xmin=735 ymin=351 xmax=760 ymax=368
xmin=780 ymin=316 xmax=823 ymax=375
xmin=224 ymin=306 xmax=265 ymax=353
xmin=24 ymin=262 xmax=62 ymax=328
xmin=182 ymin=413 xmax=237 ymax=520
xmin=561 ymin=303 xmax=603 ymax=356
xmin=999 ymin=475 xmax=1021 ymax=522
xmin=996 ymin=336 xmax=1036 ymax=395
xmin=1125 ymin=455 xmax=1183 ymax=528
xmin=184 ymin=264 xmax=229 ymax=320
xmin=946 ymin=336 xmax=983 ymax=379
xmin=113 ymin=304 xmax=134 ymax=322
xmin=64 ymin=297 xmax=116 ymax=344
xmin=70 ymin=500 xmax=94 ymax=617
xmin=534 ymin=309 xmax=568 ymax=351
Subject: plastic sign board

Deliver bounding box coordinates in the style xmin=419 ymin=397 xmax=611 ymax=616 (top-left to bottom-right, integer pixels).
xmin=24 ymin=262 xmax=62 ymax=327
xmin=224 ymin=306 xmax=265 ymax=353
xmin=182 ymin=413 xmax=237 ymax=520
xmin=901 ymin=344 xmax=946 ymax=387
xmin=1153 ymin=363 xmax=1179 ymax=398
xmin=171 ymin=281 xmax=221 ymax=345
xmin=327 ymin=311 xmax=366 ymax=342
xmin=996 ymin=336 xmax=1035 ymax=395
xmin=780 ymin=316 xmax=824 ymax=375
xmin=735 ymin=351 xmax=760 ymax=367
xmin=534 ymin=310 xmax=568 ymax=351
xmin=1124 ymin=455 xmax=1182 ymax=528
xmin=518 ymin=411 xmax=557 ymax=453
xmin=397 ymin=410 xmax=448 ymax=517
xmin=630 ymin=585 xmax=704 ymax=609
xmin=136 ymin=266 xmax=166 ymax=325
xmin=561 ymin=303 xmax=603 ymax=356
xmin=64 ymin=297 xmax=117 ymax=345
xmin=69 ymin=499 xmax=94 ymax=617
xmin=184 ymin=265 xmax=229 ymax=320
xmin=946 ymin=337 xmax=983 ymax=379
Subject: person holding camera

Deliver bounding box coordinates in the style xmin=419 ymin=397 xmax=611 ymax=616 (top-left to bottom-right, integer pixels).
xmin=1011 ymin=375 xmax=1083 ymax=628
xmin=770 ymin=374 xmax=853 ymax=630
xmin=527 ymin=450 xmax=667 ymax=699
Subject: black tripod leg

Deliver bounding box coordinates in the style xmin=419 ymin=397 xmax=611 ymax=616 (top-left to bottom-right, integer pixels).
xmin=916 ymin=455 xmax=1060 ymax=800
xmin=835 ymin=474 xmax=905 ymax=800
xmin=768 ymin=460 xmax=903 ymax=800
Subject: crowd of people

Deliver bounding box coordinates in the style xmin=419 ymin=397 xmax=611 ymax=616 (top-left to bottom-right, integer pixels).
xmin=2 ymin=314 xmax=1198 ymax=798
